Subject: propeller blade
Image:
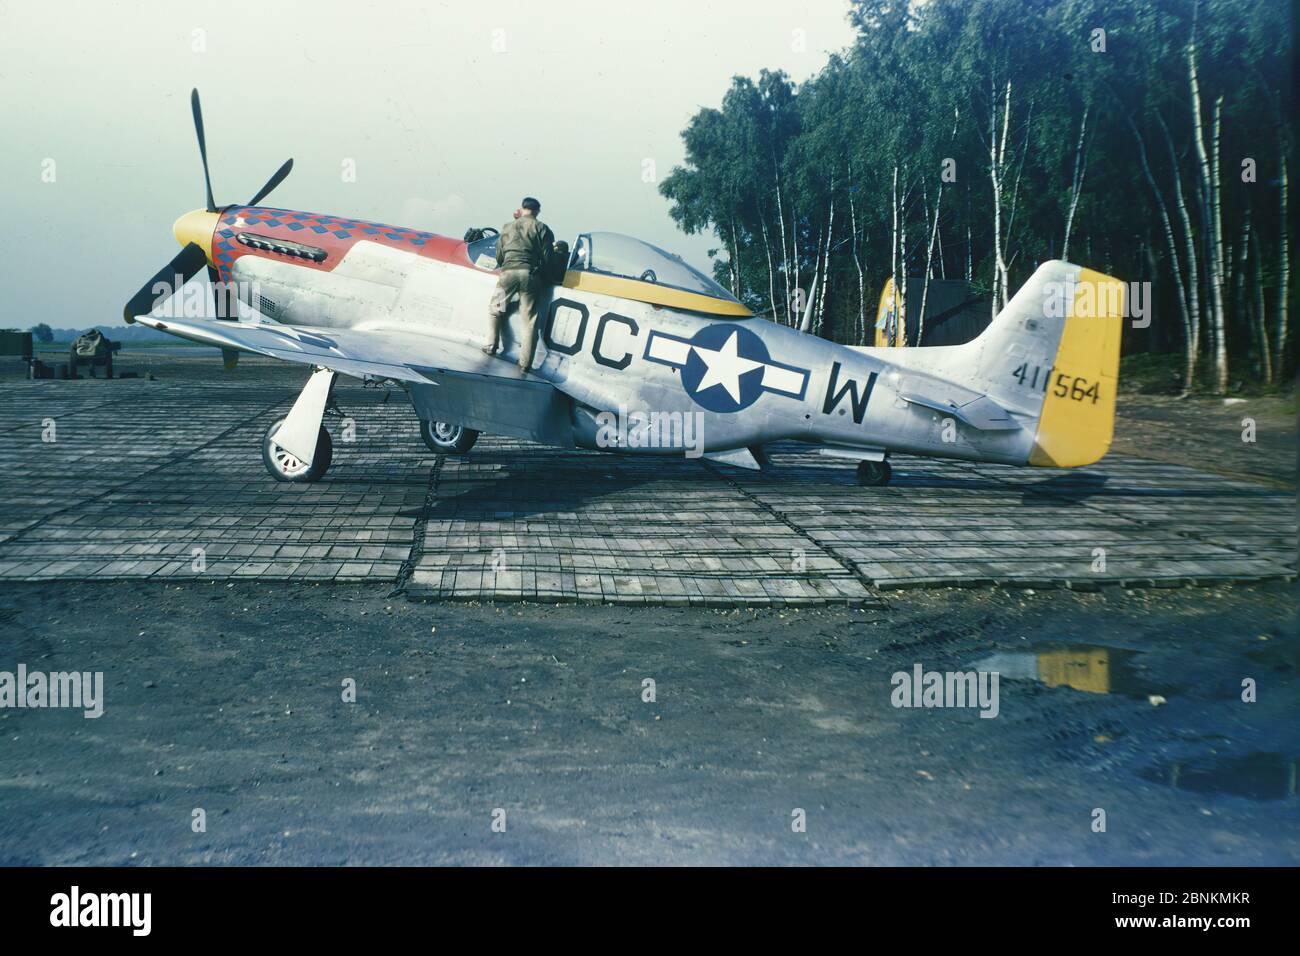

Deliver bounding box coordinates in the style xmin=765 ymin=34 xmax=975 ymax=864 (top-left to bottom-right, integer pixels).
xmin=207 ymin=264 xmax=237 ymax=320
xmin=248 ymin=158 xmax=294 ymax=207
xmin=190 ymin=88 xmax=217 ymax=212
xmin=122 ymin=242 xmax=209 ymax=324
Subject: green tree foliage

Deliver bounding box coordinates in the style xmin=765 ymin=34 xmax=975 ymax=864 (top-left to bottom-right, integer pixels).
xmin=659 ymin=0 xmax=1293 ymax=388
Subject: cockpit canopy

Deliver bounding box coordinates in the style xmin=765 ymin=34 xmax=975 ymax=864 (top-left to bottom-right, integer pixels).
xmin=467 ymin=226 xmax=738 ymax=297
xmin=567 ymin=232 xmax=740 ymax=304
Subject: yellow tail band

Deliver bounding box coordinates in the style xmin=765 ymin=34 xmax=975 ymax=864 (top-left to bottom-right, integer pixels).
xmin=1028 ymin=268 xmax=1125 ymax=467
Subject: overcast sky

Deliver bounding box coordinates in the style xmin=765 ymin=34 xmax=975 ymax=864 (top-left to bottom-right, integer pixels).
xmin=0 ymin=0 xmax=858 ymax=328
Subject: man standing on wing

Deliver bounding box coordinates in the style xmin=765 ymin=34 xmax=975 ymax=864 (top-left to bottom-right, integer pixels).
xmin=484 ymin=196 xmax=554 ymax=372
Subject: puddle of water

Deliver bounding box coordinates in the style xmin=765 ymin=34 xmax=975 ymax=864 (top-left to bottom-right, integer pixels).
xmin=970 ymin=645 xmax=1158 ymax=698
xmin=1140 ymin=752 xmax=1299 ymax=801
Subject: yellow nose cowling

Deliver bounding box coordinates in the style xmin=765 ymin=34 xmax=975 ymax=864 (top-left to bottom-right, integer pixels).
xmin=173 ymin=208 xmax=221 ymax=263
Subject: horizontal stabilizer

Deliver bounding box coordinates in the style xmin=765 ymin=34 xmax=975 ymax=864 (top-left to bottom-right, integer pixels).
xmin=895 ymin=372 xmax=1021 ymax=431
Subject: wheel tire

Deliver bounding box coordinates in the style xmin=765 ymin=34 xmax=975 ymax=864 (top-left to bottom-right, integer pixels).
xmin=855 ymin=459 xmax=892 ymax=487
xmin=262 ymin=418 xmax=332 ymax=483
xmin=420 ymin=420 xmax=480 ymax=454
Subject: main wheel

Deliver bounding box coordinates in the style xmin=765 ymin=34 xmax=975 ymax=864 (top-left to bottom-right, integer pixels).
xmin=855 ymin=459 xmax=892 ymax=487
xmin=262 ymin=418 xmax=332 ymax=482
xmin=420 ymin=420 xmax=479 ymax=454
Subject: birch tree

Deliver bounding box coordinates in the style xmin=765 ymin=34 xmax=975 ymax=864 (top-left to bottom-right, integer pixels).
xmin=1062 ymin=104 xmax=1090 ymax=261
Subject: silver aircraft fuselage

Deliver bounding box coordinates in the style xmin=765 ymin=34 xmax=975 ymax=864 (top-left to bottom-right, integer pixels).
xmin=225 ymin=226 xmax=1041 ymax=467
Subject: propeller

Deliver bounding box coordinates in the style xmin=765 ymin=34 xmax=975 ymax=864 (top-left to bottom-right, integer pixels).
xmin=191 ymin=89 xmax=217 ymax=213
xmin=190 ymin=88 xmax=294 ymax=209
xmin=122 ymin=242 xmax=209 ymax=324
xmin=123 ymin=89 xmax=294 ymax=325
xmin=207 ymin=264 xmax=237 ymax=320
xmin=248 ymin=158 xmax=294 ymax=207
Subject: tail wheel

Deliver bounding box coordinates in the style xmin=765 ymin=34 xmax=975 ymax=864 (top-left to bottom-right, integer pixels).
xmin=262 ymin=417 xmax=332 ymax=482
xmin=420 ymin=420 xmax=479 ymax=454
xmin=856 ymin=459 xmax=892 ymax=487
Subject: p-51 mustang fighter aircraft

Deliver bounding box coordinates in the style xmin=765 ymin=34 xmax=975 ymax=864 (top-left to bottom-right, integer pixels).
xmin=124 ymin=90 xmax=1125 ymax=486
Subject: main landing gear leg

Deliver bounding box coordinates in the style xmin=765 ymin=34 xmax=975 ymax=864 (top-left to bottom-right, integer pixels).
xmin=262 ymin=366 xmax=336 ymax=483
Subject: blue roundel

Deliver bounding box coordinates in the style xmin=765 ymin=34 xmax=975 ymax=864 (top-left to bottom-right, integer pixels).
xmin=680 ymin=324 xmax=771 ymax=413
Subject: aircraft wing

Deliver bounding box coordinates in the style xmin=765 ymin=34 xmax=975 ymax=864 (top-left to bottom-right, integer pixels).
xmin=133 ymin=315 xmax=573 ymax=445
xmin=130 ymin=315 xmax=531 ymax=386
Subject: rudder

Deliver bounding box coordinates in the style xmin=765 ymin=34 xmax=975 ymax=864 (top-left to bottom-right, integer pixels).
xmin=1027 ymin=266 xmax=1125 ymax=467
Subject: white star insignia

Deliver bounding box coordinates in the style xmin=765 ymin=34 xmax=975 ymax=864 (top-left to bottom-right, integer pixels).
xmin=692 ymin=331 xmax=763 ymax=403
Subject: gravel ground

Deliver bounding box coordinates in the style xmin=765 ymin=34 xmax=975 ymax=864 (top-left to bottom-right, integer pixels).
xmin=1 ymin=580 xmax=1295 ymax=865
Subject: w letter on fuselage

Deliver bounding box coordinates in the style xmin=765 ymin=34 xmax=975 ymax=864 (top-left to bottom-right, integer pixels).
xmin=822 ymin=362 xmax=878 ymax=424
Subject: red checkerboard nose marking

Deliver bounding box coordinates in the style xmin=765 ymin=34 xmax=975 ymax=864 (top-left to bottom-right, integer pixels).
xmin=212 ymin=206 xmax=469 ymax=280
